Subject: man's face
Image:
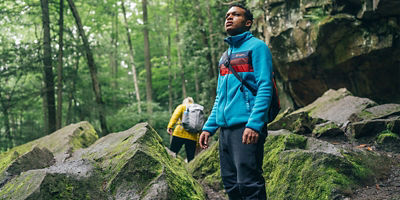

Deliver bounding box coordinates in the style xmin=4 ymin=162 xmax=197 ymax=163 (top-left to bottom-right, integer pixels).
xmin=225 ymin=6 xmax=252 ymax=36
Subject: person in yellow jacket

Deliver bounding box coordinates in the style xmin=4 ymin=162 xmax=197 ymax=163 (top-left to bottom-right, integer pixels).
xmin=167 ymin=97 xmax=199 ymax=162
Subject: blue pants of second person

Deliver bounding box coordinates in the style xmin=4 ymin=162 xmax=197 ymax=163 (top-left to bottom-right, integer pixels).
xmin=219 ymin=124 xmax=266 ymax=200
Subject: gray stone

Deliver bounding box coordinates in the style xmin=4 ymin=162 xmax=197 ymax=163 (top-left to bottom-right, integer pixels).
xmin=294 ymin=88 xmax=377 ymax=125
xmin=350 ymin=103 xmax=400 ymax=122
xmin=350 ymin=117 xmax=400 ymax=138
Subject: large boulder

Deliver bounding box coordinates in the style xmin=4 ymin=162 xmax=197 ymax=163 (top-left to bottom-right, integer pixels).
xmin=189 ymin=130 xmax=391 ymax=200
xmin=0 ymin=122 xmax=205 ymax=200
xmin=269 ymin=88 xmax=376 ymax=133
xmin=0 ymin=121 xmax=98 ymax=188
xmin=249 ymin=0 xmax=400 ymax=107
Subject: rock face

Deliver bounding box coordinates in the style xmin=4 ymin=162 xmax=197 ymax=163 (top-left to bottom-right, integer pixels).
xmin=249 ymin=0 xmax=400 ymax=107
xmin=0 ymin=122 xmax=205 ymax=200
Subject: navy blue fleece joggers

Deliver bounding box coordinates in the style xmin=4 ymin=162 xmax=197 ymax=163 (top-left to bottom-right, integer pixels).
xmin=219 ymin=124 xmax=266 ymax=200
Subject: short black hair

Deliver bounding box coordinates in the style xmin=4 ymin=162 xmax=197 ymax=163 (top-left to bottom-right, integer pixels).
xmin=229 ymin=4 xmax=253 ymax=22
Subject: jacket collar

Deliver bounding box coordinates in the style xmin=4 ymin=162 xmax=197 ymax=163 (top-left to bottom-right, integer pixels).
xmin=224 ymin=31 xmax=253 ymax=47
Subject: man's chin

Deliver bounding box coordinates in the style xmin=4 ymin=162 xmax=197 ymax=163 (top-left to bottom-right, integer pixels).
xmin=226 ymin=29 xmax=242 ymax=36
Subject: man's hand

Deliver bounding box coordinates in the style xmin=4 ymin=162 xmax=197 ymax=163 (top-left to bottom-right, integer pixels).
xmin=199 ymin=131 xmax=211 ymax=149
xmin=242 ymin=128 xmax=259 ymax=144
xmin=167 ymin=128 xmax=173 ymax=135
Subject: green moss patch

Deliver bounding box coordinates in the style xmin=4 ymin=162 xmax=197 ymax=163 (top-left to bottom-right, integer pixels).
xmin=27 ymin=173 xmax=106 ymax=200
xmin=377 ymin=130 xmax=399 ymax=144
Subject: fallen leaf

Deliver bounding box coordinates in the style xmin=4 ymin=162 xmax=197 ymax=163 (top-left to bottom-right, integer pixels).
xmin=367 ymin=147 xmax=373 ymax=151
xmin=356 ymin=144 xmax=367 ymax=148
xmin=376 ymin=184 xmax=380 ymax=190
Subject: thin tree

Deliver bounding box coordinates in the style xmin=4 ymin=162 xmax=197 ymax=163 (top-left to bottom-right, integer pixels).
xmin=207 ymin=0 xmax=217 ymax=78
xmin=121 ymin=0 xmax=141 ymax=113
xmin=40 ymin=0 xmax=56 ymax=134
xmin=142 ymin=0 xmax=153 ymax=114
xmin=110 ymin=7 xmax=118 ymax=106
xmin=167 ymin=0 xmax=173 ymax=113
xmin=174 ymin=0 xmax=186 ymax=99
xmin=56 ymin=0 xmax=64 ymax=129
xmin=67 ymin=0 xmax=109 ymax=135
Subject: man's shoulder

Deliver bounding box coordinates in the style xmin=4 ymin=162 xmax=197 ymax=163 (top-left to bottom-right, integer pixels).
xmin=247 ymin=36 xmax=268 ymax=48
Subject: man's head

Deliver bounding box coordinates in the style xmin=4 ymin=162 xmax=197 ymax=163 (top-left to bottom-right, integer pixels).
xmin=225 ymin=4 xmax=253 ymax=36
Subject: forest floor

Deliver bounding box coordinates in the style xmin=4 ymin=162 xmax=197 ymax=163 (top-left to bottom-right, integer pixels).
xmin=327 ymin=137 xmax=400 ymax=200
xmin=351 ymin=150 xmax=400 ymax=200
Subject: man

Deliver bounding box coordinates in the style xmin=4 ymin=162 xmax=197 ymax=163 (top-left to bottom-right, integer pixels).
xmin=199 ymin=4 xmax=273 ymax=200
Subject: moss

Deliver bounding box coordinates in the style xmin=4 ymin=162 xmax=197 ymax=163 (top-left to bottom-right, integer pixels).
xmin=262 ymin=134 xmax=351 ymax=199
xmin=312 ymin=123 xmax=339 ymax=137
xmin=0 ymin=143 xmax=36 ymax=180
xmin=188 ymin=141 xmax=223 ymax=190
xmin=0 ymin=170 xmax=46 ymax=200
xmin=376 ymin=130 xmax=399 ymax=144
xmin=27 ymin=173 xmax=106 ymax=200
xmin=70 ymin=127 xmax=98 ymax=150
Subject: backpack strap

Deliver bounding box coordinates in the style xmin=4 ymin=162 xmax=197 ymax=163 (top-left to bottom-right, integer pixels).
xmin=225 ymin=48 xmax=257 ymax=96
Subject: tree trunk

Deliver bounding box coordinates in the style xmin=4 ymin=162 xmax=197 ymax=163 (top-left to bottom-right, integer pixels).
xmin=110 ymin=9 xmax=118 ymax=106
xmin=174 ymin=0 xmax=186 ymax=99
xmin=142 ymin=0 xmax=153 ymax=114
xmin=0 ymin=100 xmax=11 ymax=147
xmin=121 ymin=0 xmax=142 ymax=113
xmin=56 ymin=0 xmax=64 ymax=129
xmin=167 ymin=0 xmax=173 ymax=113
xmin=40 ymin=0 xmax=56 ymax=134
xmin=66 ymin=55 xmax=79 ymax=125
xmin=67 ymin=0 xmax=109 ymax=135
xmin=195 ymin=0 xmax=215 ymax=101
xmin=207 ymin=0 xmax=217 ymax=78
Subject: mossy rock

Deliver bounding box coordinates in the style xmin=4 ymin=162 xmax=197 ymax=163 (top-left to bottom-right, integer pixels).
xmin=268 ymin=111 xmax=325 ymax=134
xmin=294 ymin=88 xmax=377 ymax=125
xmin=312 ymin=121 xmax=344 ymax=139
xmin=350 ymin=118 xmax=400 ymax=140
xmin=350 ymin=104 xmax=400 ymax=122
xmin=375 ymin=130 xmax=400 ymax=153
xmin=0 ymin=122 xmax=205 ymax=200
xmin=0 ymin=121 xmax=98 ymax=188
xmin=189 ymin=129 xmax=391 ymax=200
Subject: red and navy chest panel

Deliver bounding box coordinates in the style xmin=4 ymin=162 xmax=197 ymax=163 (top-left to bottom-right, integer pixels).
xmin=219 ymin=50 xmax=253 ymax=76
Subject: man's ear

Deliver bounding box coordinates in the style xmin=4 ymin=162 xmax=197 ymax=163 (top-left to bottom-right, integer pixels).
xmin=245 ymin=20 xmax=252 ymax=29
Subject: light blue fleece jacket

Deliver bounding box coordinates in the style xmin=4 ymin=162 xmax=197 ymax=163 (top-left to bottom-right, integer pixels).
xmin=202 ymin=31 xmax=273 ymax=135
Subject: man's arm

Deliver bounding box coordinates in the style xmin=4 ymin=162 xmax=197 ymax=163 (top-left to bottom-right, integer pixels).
xmin=245 ymin=43 xmax=273 ymax=134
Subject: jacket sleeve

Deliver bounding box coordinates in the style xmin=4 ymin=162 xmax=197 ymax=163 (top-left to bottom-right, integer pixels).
xmin=167 ymin=104 xmax=184 ymax=129
xmin=246 ymin=43 xmax=273 ymax=134
xmin=202 ymin=76 xmax=221 ymax=135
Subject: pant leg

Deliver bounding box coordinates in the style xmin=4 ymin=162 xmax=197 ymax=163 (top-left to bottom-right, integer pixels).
xmin=219 ymin=127 xmax=242 ymax=200
xmin=170 ymin=136 xmax=184 ymax=155
xmin=221 ymin=124 xmax=267 ymax=200
xmin=184 ymin=139 xmax=196 ymax=162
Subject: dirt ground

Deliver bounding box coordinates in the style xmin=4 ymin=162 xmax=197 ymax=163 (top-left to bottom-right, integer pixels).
xmin=351 ymin=151 xmax=400 ymax=200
